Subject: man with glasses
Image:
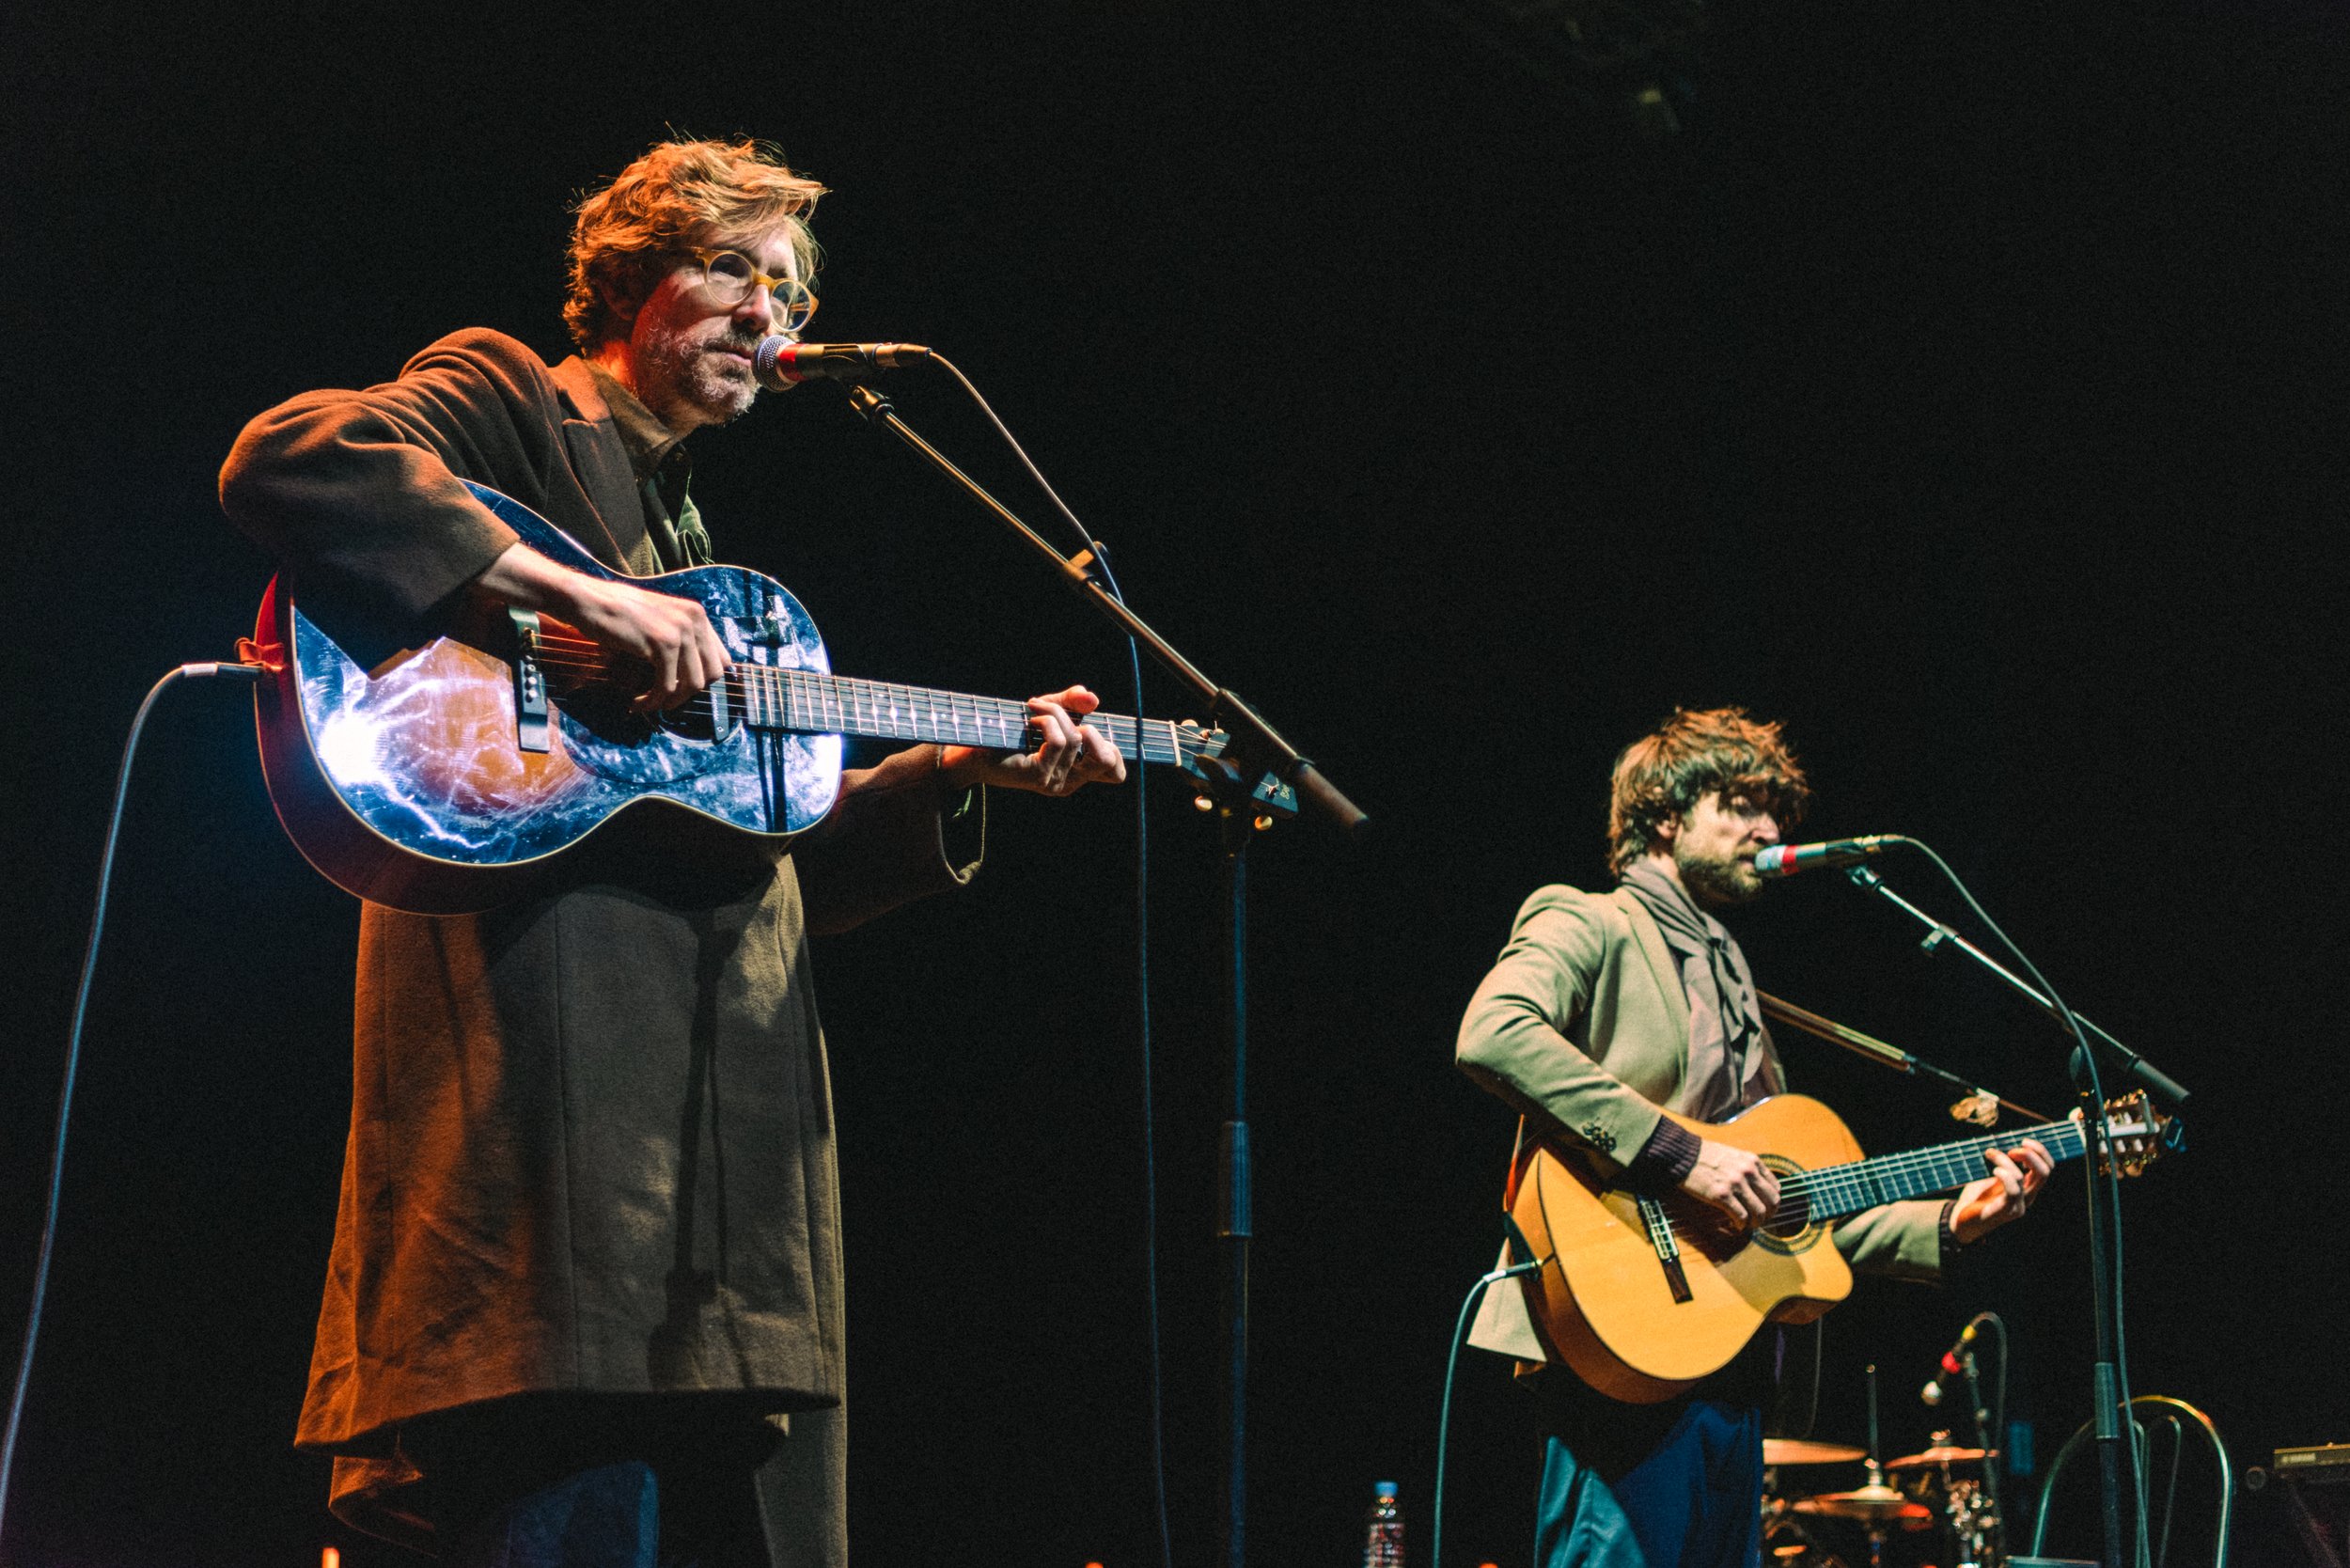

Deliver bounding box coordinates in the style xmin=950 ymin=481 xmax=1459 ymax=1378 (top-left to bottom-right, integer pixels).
xmin=222 ymin=138 xmax=1121 ymax=1568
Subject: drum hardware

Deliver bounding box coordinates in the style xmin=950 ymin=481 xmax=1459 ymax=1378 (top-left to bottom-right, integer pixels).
xmin=1792 ymin=1485 xmax=1935 ymax=1528
xmin=1793 ymin=1479 xmax=1935 ymax=1568
xmin=1894 ymin=1429 xmax=2003 ymax=1566
xmin=1769 ymin=1439 xmax=1872 ymax=1466
xmin=1887 ymin=1443 xmax=1997 ymax=1471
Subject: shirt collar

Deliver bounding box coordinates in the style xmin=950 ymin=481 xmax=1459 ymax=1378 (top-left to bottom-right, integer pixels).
xmin=584 ymin=360 xmax=688 ymax=480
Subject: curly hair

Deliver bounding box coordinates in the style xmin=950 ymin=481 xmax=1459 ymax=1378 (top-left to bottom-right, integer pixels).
xmin=563 ymin=138 xmax=827 ymax=352
xmin=1606 ymin=707 xmax=1813 ymax=876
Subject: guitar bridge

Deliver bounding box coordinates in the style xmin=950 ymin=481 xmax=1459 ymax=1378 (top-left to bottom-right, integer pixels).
xmin=1637 ymin=1195 xmax=1695 ymax=1304
xmin=509 ymin=608 xmax=550 ymax=753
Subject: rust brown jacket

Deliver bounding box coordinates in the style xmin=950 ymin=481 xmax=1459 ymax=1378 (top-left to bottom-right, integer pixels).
xmin=222 ymin=329 xmax=977 ymax=1554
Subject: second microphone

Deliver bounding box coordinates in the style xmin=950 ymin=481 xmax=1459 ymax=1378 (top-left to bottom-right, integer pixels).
xmin=755 ymin=337 xmax=932 ymax=389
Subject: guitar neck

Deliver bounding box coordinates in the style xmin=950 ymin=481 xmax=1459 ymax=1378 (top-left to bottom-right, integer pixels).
xmin=1792 ymin=1118 xmax=2089 ymax=1222
xmin=728 ymin=665 xmax=1196 ymax=765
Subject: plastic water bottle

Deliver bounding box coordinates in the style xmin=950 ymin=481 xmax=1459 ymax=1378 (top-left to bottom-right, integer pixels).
xmin=1364 ymin=1480 xmax=1404 ymax=1568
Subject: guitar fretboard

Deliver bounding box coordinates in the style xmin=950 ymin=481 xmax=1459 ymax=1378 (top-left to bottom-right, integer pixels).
xmin=728 ymin=665 xmax=1205 ymax=766
xmin=1784 ymin=1118 xmax=2090 ymax=1222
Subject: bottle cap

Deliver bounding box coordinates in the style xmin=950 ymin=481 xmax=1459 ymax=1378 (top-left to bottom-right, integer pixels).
xmin=1375 ymin=1481 xmax=1398 ymax=1498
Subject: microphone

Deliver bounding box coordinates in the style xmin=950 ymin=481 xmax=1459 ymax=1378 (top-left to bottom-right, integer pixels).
xmin=1752 ymin=835 xmax=1896 ymax=878
xmin=754 ymin=337 xmax=931 ymax=389
xmin=1920 ymin=1314 xmax=1989 ymax=1405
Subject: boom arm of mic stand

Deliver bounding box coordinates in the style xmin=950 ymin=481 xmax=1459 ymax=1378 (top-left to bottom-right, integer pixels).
xmin=1845 ymin=867 xmax=2190 ymax=1109
xmin=1757 ymin=992 xmax=2050 ymax=1124
xmin=842 ymin=383 xmax=1371 ymax=836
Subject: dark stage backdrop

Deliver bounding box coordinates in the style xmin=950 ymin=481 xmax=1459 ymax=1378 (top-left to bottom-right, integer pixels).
xmin=3 ymin=4 xmax=2344 ymax=1566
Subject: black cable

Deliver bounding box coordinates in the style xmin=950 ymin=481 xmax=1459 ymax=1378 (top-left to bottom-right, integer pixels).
xmin=0 ymin=661 xmax=262 ymax=1543
xmin=1791 ymin=1319 xmax=1825 ymax=1444
xmin=924 ymin=358 xmax=1174 ymax=1568
xmin=925 ymin=355 xmax=1098 ymax=555
xmin=1432 ymin=1250 xmax=1543 ymax=1568
xmin=1119 ymin=627 xmax=1172 ymax=1568
xmin=1982 ymin=1310 xmax=2009 ymax=1529
xmin=1893 ymin=838 xmax=2152 ymax=1568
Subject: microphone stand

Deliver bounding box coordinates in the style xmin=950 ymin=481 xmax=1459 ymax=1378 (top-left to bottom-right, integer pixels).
xmin=1844 ymin=869 xmax=2188 ymax=1111
xmin=1844 ymin=863 xmax=2189 ymax=1568
xmin=1953 ymin=1345 xmax=2001 ymax=1560
xmin=840 ymin=382 xmax=1370 ymax=1568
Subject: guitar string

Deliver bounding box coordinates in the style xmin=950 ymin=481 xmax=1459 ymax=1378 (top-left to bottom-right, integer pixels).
xmin=1623 ymin=1122 xmax=2085 ymax=1235
xmin=509 ymin=670 xmax=1174 ymax=750
xmin=1660 ymin=1118 xmax=2096 ymax=1235
xmin=1767 ymin=1121 xmax=2085 ymax=1210
xmin=504 ymin=645 xmax=1207 ymax=761
xmin=518 ymin=632 xmax=1163 ymax=734
xmin=516 ymin=637 xmax=1144 ymax=731
xmin=514 ymin=639 xmax=1144 ymax=744
xmin=515 ymin=665 xmax=1139 ymax=744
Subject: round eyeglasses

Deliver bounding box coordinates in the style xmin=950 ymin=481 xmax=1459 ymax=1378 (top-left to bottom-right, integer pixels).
xmin=689 ymin=248 xmax=818 ymax=336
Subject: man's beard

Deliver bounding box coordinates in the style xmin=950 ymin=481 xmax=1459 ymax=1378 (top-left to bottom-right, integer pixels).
xmin=645 ymin=326 xmax=764 ymax=428
xmin=1675 ymin=842 xmax=1763 ymax=906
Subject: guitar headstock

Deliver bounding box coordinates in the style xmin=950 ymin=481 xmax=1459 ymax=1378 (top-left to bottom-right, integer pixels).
xmin=2086 ymin=1090 xmax=2172 ymax=1178
xmin=1173 ymin=721 xmax=1299 ymax=819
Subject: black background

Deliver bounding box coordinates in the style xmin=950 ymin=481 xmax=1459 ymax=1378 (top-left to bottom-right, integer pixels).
xmin=3 ymin=3 xmax=2343 ymax=1565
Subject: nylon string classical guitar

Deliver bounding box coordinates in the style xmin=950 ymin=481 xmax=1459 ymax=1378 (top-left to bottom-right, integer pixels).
xmin=1504 ymin=1090 xmax=2168 ymax=1403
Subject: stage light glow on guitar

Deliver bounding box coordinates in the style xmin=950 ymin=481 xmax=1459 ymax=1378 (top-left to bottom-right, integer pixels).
xmin=314 ymin=709 xmax=387 ymax=790
xmin=251 ymin=482 xmax=1235 ymax=912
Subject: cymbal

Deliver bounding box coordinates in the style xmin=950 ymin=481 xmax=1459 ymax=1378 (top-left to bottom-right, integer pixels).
xmin=1884 ymin=1445 xmax=1996 ymax=1470
xmin=1792 ymin=1486 xmax=1935 ymax=1530
xmin=1764 ymin=1438 xmax=1868 ymax=1466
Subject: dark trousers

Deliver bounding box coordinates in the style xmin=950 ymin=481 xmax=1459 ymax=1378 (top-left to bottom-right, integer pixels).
xmin=1534 ymin=1398 xmax=1764 ymax=1568
xmin=406 ymin=1395 xmax=839 ymax=1568
xmin=1530 ymin=1330 xmax=1784 ymax=1568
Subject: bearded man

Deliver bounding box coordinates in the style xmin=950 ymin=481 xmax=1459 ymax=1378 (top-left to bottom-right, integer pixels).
xmin=1456 ymin=707 xmax=2050 ymax=1568
xmin=221 ymin=138 xmax=1122 ymax=1568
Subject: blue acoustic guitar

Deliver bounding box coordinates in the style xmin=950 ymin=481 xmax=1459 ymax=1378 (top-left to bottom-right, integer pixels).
xmin=244 ymin=480 xmax=1242 ymax=914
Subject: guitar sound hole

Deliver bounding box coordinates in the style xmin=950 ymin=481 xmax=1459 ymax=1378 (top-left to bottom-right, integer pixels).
xmin=1763 ymin=1193 xmax=1814 ymax=1240
xmin=540 ymin=651 xmax=718 ymax=745
xmin=1755 ymin=1156 xmax=1815 ymax=1255
xmin=652 ymin=703 xmax=718 ymax=743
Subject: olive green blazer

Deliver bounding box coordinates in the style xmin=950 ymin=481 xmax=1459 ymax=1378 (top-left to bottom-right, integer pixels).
xmin=1458 ymin=884 xmax=1946 ymax=1363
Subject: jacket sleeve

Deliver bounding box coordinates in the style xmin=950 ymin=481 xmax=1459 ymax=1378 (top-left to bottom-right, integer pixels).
xmin=1831 ymin=1199 xmax=1947 ymax=1282
xmin=1456 ymin=886 xmax=1668 ymax=1167
xmin=791 ymin=745 xmax=983 ymax=935
xmin=219 ymin=329 xmax=572 ymax=668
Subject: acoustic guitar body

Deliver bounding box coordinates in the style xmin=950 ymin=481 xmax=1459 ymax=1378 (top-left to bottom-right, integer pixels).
xmin=1508 ymin=1094 xmax=1862 ymax=1403
xmin=244 ymin=483 xmax=1233 ymax=915
xmin=246 ymin=482 xmax=854 ymax=913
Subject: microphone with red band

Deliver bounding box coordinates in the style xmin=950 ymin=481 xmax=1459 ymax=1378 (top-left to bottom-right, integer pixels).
xmin=1919 ymin=1313 xmax=1991 ymax=1406
xmin=1937 ymin=1314 xmax=1988 ymax=1376
xmin=755 ymin=337 xmax=932 ymax=389
xmin=1752 ymin=834 xmax=1899 ymax=878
